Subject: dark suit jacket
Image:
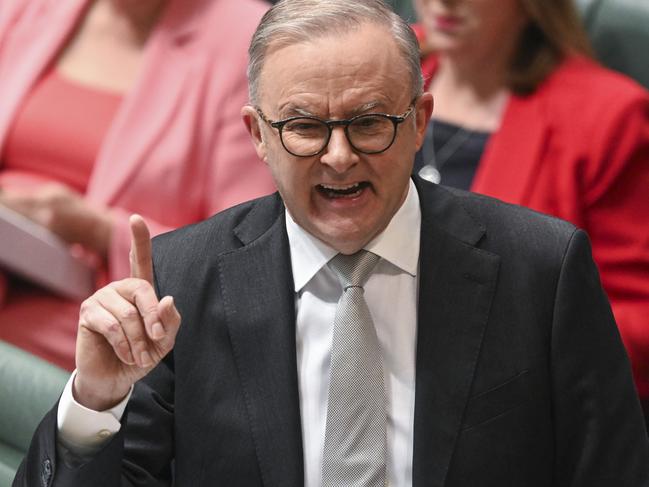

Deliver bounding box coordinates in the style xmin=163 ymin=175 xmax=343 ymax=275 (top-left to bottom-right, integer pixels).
xmin=14 ymin=178 xmax=649 ymax=486
xmin=415 ymin=52 xmax=649 ymax=403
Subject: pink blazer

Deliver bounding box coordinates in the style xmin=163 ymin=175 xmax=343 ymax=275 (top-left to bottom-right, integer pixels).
xmin=0 ymin=0 xmax=275 ymax=282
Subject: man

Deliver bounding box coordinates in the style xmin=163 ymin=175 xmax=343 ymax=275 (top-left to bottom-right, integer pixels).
xmin=14 ymin=0 xmax=649 ymax=485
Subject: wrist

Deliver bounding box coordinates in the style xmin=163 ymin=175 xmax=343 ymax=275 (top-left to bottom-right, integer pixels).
xmin=72 ymin=374 xmax=129 ymax=411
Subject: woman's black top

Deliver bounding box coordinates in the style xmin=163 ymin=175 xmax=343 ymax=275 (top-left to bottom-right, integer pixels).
xmin=413 ymin=118 xmax=491 ymax=191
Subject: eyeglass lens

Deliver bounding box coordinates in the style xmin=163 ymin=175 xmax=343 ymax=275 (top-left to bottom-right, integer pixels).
xmin=281 ymin=115 xmax=396 ymax=156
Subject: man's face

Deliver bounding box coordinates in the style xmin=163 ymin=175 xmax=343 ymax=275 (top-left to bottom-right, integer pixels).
xmin=243 ymin=23 xmax=433 ymax=254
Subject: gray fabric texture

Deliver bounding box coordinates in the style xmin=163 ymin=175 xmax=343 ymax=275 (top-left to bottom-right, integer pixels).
xmin=321 ymin=251 xmax=386 ymax=487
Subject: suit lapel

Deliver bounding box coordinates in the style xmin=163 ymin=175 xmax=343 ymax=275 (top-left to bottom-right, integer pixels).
xmin=217 ymin=195 xmax=304 ymax=487
xmin=215 ymin=182 xmax=501 ymax=486
xmin=412 ymin=179 xmax=500 ymax=487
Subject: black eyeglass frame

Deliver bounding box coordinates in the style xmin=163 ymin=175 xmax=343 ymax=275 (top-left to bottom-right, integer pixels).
xmin=255 ymin=98 xmax=418 ymax=157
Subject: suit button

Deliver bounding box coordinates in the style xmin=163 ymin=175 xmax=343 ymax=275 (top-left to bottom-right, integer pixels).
xmin=41 ymin=458 xmax=52 ymax=486
xmin=98 ymin=429 xmax=112 ymax=439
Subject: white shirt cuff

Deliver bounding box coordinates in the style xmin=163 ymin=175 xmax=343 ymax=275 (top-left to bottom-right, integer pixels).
xmin=56 ymin=370 xmax=133 ymax=457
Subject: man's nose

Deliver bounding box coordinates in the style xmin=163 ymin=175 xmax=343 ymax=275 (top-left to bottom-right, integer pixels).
xmin=319 ymin=127 xmax=360 ymax=173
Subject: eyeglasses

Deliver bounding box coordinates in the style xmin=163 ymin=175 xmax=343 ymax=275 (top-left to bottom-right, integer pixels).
xmin=255 ymin=100 xmax=417 ymax=157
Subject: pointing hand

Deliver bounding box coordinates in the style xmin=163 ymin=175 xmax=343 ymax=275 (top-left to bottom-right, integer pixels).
xmin=73 ymin=215 xmax=181 ymax=411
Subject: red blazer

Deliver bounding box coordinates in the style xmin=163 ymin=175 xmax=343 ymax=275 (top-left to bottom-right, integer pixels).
xmin=418 ymin=43 xmax=649 ymax=399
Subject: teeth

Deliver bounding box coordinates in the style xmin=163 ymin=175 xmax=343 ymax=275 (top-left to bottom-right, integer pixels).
xmin=320 ymin=183 xmax=360 ymax=191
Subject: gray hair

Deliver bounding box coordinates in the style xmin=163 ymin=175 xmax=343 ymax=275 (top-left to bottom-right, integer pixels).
xmin=247 ymin=0 xmax=423 ymax=104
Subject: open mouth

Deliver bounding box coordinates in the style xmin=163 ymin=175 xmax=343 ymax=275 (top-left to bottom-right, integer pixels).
xmin=316 ymin=182 xmax=370 ymax=199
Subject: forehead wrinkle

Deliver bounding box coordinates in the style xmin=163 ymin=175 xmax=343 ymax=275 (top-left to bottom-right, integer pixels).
xmin=260 ymin=25 xmax=410 ymax=119
xmin=278 ymin=99 xmax=387 ymax=120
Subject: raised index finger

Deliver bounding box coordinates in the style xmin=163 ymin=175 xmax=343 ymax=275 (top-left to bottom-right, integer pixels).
xmin=129 ymin=214 xmax=153 ymax=284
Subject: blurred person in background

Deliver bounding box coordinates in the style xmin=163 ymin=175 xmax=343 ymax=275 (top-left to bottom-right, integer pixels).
xmin=0 ymin=0 xmax=275 ymax=370
xmin=412 ymin=0 xmax=649 ymax=426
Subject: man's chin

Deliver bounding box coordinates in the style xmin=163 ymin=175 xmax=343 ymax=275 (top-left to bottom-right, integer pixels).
xmin=309 ymin=221 xmax=379 ymax=254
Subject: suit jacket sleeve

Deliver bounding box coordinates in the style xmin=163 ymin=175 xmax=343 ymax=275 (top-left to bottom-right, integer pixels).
xmin=550 ymin=229 xmax=649 ymax=485
xmin=12 ymin=353 xmax=175 ymax=487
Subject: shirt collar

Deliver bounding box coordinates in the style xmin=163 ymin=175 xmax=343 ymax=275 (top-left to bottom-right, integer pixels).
xmin=286 ymin=179 xmax=421 ymax=292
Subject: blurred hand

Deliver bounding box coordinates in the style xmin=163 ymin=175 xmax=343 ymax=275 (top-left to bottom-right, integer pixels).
xmin=73 ymin=215 xmax=181 ymax=411
xmin=0 ymin=183 xmax=113 ymax=257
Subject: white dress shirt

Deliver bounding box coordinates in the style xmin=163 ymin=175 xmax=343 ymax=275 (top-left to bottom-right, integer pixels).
xmin=289 ymin=179 xmax=420 ymax=487
xmin=57 ymin=180 xmax=421 ymax=487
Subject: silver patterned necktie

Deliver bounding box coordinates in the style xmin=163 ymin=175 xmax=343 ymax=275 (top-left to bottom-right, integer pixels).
xmin=321 ymin=250 xmax=387 ymax=487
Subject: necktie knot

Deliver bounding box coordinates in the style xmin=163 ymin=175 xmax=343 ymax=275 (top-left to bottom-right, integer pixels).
xmin=329 ymin=250 xmax=379 ymax=289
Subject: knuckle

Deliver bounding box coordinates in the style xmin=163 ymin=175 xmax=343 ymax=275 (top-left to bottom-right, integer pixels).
xmin=111 ymin=277 xmax=135 ymax=288
xmin=104 ymin=318 xmax=121 ymax=334
xmin=132 ymin=279 xmax=151 ymax=294
xmin=78 ymin=299 xmax=100 ymax=324
xmin=114 ymin=277 xmax=134 ymax=288
xmin=79 ymin=298 xmax=93 ymax=315
xmin=118 ymin=306 xmax=140 ymax=322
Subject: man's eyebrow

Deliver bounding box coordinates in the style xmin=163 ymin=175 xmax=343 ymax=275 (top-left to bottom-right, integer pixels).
xmin=277 ymin=104 xmax=316 ymax=118
xmin=292 ymin=107 xmax=316 ymax=117
xmin=350 ymin=101 xmax=382 ymax=115
xmin=277 ymin=101 xmax=384 ymax=119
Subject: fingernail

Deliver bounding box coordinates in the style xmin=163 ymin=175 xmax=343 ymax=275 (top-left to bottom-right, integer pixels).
xmin=151 ymin=322 xmax=165 ymax=340
xmin=140 ymin=350 xmax=153 ymax=368
xmin=119 ymin=342 xmax=136 ymax=365
xmin=125 ymin=348 xmax=136 ymax=365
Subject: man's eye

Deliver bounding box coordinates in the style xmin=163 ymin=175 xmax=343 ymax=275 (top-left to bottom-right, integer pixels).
xmin=352 ymin=116 xmax=389 ymax=134
xmin=285 ymin=120 xmax=324 ymax=134
xmin=355 ymin=117 xmax=380 ymax=128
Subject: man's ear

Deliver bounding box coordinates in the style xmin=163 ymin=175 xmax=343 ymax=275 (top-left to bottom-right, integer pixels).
xmin=242 ymin=105 xmax=267 ymax=162
xmin=414 ymin=92 xmax=434 ymax=151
